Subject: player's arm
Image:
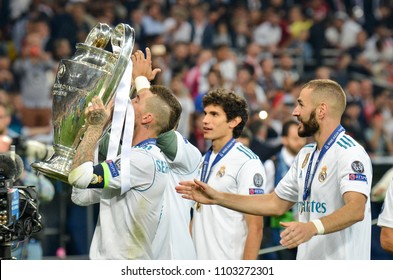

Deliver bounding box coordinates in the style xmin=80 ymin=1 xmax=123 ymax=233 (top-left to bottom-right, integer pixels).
xmin=132 ymin=47 xmax=161 ymax=88
xmin=69 ymin=96 xmax=111 ymax=188
xmin=71 ymin=187 xmax=101 ymax=206
xmin=71 ymin=96 xmax=110 ymax=169
xmin=280 ymin=191 xmax=367 ymax=249
xmin=243 ymin=214 xmax=263 ymax=260
xmin=371 ymin=167 xmax=393 ymax=202
xmin=380 ymin=227 xmax=393 ymax=253
xmin=379 ymin=181 xmax=393 ymax=253
xmin=310 ymin=151 xmax=371 ymax=235
xmin=318 ymin=191 xmax=366 ymax=233
xmin=176 ymin=179 xmax=294 ymax=216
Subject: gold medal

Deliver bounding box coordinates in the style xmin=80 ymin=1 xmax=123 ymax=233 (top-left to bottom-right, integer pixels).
xmin=196 ymin=202 xmax=201 ymax=211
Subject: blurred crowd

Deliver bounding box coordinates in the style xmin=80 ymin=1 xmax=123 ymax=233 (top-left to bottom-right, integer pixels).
xmin=1 ymin=0 xmax=393 ymax=159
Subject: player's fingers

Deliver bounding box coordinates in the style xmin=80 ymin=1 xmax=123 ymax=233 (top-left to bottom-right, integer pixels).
xmin=151 ymin=68 xmax=161 ymax=78
xmin=137 ymin=50 xmax=144 ymax=60
xmin=194 ymin=179 xmax=208 ymax=190
xmin=175 ymin=185 xmax=192 ymax=195
xmin=145 ymin=47 xmax=151 ymax=62
xmin=133 ymin=50 xmax=140 ymax=61
xmin=92 ymin=96 xmax=104 ymax=106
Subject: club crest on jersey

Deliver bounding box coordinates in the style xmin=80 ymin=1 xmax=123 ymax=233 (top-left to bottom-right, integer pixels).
xmin=90 ymin=174 xmax=103 ymax=184
xmin=318 ymin=166 xmax=327 ymax=182
xmin=253 ymin=173 xmax=264 ymax=187
xmin=351 ymin=161 xmax=364 ymax=173
xmin=302 ymin=153 xmax=310 ymax=169
xmin=216 ymin=166 xmax=226 ymax=177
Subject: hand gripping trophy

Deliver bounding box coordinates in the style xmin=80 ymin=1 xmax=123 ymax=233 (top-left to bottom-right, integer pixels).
xmin=31 ymin=23 xmax=135 ymax=183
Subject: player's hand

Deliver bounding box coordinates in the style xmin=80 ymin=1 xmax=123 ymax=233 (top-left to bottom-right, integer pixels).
xmin=131 ymin=47 xmax=161 ymax=82
xmin=85 ymin=96 xmax=111 ymax=127
xmin=279 ymin=221 xmax=317 ymax=249
xmin=176 ymin=179 xmax=218 ymax=205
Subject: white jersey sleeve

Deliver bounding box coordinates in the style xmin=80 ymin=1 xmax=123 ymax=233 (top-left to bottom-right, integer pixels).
xmin=237 ymin=158 xmax=267 ymax=195
xmin=71 ymin=187 xmax=102 ymax=206
xmin=68 ymin=161 xmax=94 ymax=188
xmin=378 ymin=179 xmax=393 ymax=228
xmin=69 ymin=146 xmax=167 ymax=193
xmin=169 ymin=131 xmax=202 ymax=175
xmin=338 ymin=147 xmax=372 ymax=198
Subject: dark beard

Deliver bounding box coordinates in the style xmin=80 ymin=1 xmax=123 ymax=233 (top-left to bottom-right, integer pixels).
xmin=298 ymin=110 xmax=319 ymax=137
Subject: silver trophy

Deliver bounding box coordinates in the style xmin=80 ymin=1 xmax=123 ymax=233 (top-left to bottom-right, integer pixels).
xmin=31 ymin=23 xmax=135 ymax=183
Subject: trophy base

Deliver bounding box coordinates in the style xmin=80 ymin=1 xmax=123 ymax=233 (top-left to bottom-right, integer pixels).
xmin=31 ymin=145 xmax=75 ymax=184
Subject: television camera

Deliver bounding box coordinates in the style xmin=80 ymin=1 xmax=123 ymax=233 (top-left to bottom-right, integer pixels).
xmin=0 ymin=151 xmax=42 ymax=260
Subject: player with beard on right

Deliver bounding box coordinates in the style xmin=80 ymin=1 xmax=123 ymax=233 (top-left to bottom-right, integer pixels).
xmin=177 ymin=79 xmax=373 ymax=260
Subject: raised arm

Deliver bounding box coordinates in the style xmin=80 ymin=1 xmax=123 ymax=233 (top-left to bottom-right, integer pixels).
xmin=68 ymin=96 xmax=111 ymax=188
xmin=132 ymin=47 xmax=161 ymax=83
xmin=176 ymin=179 xmax=294 ymax=216
xmin=71 ymin=96 xmax=110 ymax=169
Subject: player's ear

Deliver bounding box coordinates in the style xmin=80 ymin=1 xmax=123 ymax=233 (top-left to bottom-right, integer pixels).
xmin=229 ymin=116 xmax=241 ymax=129
xmin=317 ymin=103 xmax=327 ymax=118
xmin=142 ymin=113 xmax=153 ymax=125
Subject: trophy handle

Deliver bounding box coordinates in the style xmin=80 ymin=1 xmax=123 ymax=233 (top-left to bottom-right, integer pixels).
xmin=99 ymin=24 xmax=135 ymax=104
xmin=84 ymin=23 xmax=112 ymax=48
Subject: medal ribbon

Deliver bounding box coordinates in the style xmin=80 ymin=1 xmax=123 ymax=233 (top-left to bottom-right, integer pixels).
xmin=135 ymin=138 xmax=157 ymax=148
xmin=303 ymin=125 xmax=345 ymax=201
xmin=105 ymin=61 xmax=133 ymax=195
xmin=200 ymin=138 xmax=236 ymax=183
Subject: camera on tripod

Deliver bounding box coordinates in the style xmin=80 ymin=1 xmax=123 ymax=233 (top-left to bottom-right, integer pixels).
xmin=0 ymin=151 xmax=42 ymax=260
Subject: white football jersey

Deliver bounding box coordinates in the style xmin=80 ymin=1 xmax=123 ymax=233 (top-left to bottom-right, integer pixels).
xmin=152 ymin=131 xmax=201 ymax=259
xmin=71 ymin=142 xmax=169 ymax=259
xmin=377 ymin=178 xmax=393 ymax=228
xmin=275 ymin=131 xmax=372 ymax=259
xmin=193 ymin=141 xmax=266 ymax=259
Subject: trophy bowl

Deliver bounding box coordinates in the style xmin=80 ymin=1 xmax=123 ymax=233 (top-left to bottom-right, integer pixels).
xmin=31 ymin=23 xmax=135 ymax=183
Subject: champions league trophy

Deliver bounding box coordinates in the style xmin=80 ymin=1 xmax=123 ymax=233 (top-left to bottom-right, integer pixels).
xmin=31 ymin=23 xmax=135 ymax=183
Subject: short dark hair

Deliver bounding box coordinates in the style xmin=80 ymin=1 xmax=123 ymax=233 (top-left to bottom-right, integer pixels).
xmin=302 ymin=79 xmax=346 ymax=116
xmin=202 ymin=88 xmax=248 ymax=138
xmin=149 ymin=85 xmax=182 ymax=134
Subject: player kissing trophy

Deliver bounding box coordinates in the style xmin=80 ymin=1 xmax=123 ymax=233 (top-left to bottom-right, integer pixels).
xmin=31 ymin=23 xmax=135 ymax=183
